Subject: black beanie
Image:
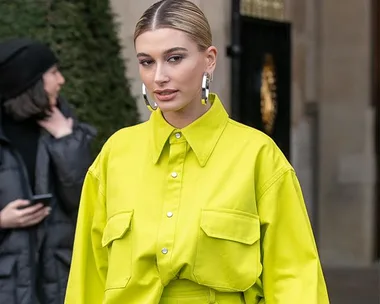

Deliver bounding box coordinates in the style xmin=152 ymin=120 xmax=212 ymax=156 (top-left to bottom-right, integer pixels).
xmin=0 ymin=38 xmax=58 ymax=101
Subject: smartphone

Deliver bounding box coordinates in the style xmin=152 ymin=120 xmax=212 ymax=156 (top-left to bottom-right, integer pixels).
xmin=31 ymin=193 xmax=53 ymax=207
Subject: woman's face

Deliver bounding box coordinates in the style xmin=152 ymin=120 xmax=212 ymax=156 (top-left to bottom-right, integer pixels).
xmin=135 ymin=28 xmax=216 ymax=115
xmin=43 ymin=65 xmax=65 ymax=106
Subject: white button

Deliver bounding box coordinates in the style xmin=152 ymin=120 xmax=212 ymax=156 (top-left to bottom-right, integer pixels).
xmin=167 ymin=211 xmax=173 ymax=218
xmin=175 ymin=133 xmax=181 ymax=139
xmin=161 ymin=248 xmax=168 ymax=254
xmin=171 ymin=172 xmax=178 ymax=178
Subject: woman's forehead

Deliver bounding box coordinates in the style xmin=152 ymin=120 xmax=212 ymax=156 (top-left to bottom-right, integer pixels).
xmin=135 ymin=28 xmax=197 ymax=55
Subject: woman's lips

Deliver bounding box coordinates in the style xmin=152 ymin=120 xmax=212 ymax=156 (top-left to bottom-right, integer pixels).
xmin=154 ymin=90 xmax=178 ymax=102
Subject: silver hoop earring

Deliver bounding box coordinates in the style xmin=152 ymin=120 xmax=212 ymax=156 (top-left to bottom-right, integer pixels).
xmin=201 ymin=72 xmax=210 ymax=105
xmin=142 ymin=83 xmax=158 ymax=111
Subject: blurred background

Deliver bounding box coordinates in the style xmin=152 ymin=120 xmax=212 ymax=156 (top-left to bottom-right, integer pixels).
xmin=1 ymin=0 xmax=379 ymax=302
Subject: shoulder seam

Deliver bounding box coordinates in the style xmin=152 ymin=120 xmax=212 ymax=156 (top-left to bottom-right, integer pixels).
xmin=88 ymin=167 xmax=105 ymax=197
xmin=257 ymin=166 xmax=293 ymax=201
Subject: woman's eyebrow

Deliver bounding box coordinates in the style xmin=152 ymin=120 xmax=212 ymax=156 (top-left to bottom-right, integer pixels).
xmin=136 ymin=47 xmax=189 ymax=58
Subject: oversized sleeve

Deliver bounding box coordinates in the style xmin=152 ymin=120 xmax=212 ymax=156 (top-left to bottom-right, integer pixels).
xmin=64 ymin=148 xmax=109 ymax=304
xmin=257 ymin=167 xmax=329 ymax=303
xmin=47 ymin=122 xmax=96 ymax=215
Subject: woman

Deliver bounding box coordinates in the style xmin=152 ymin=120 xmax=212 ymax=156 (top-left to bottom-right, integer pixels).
xmin=65 ymin=0 xmax=329 ymax=303
xmin=0 ymin=38 xmax=96 ymax=304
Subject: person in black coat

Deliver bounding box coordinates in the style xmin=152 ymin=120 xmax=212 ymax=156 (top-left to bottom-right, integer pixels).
xmin=0 ymin=38 xmax=96 ymax=304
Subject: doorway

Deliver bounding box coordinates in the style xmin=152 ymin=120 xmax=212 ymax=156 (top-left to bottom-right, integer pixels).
xmin=228 ymin=0 xmax=291 ymax=160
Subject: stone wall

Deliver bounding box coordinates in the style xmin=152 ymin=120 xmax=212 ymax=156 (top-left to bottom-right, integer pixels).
xmin=317 ymin=0 xmax=376 ymax=266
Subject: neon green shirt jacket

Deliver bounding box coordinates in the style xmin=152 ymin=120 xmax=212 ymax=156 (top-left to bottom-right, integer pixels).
xmin=65 ymin=94 xmax=329 ymax=303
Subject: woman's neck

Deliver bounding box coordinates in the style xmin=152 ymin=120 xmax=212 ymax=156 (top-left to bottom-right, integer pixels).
xmin=162 ymin=97 xmax=211 ymax=129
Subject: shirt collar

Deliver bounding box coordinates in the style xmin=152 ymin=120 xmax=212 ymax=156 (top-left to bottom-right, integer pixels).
xmin=149 ymin=93 xmax=229 ymax=167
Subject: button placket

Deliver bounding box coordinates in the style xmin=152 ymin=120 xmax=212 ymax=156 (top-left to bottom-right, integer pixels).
xmin=156 ymin=136 xmax=187 ymax=282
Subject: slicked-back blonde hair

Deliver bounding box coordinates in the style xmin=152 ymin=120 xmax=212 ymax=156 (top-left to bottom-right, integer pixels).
xmin=134 ymin=0 xmax=212 ymax=51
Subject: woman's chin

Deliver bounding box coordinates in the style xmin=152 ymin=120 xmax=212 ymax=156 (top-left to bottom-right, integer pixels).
xmin=157 ymin=101 xmax=184 ymax=113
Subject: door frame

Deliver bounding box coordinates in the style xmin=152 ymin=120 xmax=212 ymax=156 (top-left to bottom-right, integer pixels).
xmin=372 ymin=0 xmax=380 ymax=259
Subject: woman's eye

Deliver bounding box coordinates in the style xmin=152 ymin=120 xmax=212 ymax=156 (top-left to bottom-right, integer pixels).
xmin=139 ymin=60 xmax=153 ymax=66
xmin=168 ymin=55 xmax=183 ymax=63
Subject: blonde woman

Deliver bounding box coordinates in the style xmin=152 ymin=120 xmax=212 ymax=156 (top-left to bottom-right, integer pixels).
xmin=65 ymin=0 xmax=329 ymax=303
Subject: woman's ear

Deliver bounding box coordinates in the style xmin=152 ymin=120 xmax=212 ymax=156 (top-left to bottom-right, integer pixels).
xmin=205 ymin=46 xmax=217 ymax=74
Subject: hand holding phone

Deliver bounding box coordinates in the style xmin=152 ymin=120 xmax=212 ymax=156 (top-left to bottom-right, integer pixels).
xmin=0 ymin=198 xmax=51 ymax=228
xmin=31 ymin=193 xmax=53 ymax=207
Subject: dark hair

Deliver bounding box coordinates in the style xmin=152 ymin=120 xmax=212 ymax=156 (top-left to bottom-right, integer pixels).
xmin=3 ymin=79 xmax=51 ymax=121
xmin=134 ymin=0 xmax=212 ymax=51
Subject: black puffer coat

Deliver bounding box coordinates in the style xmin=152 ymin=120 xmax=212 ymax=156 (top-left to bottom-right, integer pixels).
xmin=0 ymin=99 xmax=96 ymax=304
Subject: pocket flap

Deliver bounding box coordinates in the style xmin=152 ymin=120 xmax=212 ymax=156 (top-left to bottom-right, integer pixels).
xmin=0 ymin=255 xmax=17 ymax=277
xmin=200 ymin=209 xmax=260 ymax=245
xmin=102 ymin=211 xmax=133 ymax=247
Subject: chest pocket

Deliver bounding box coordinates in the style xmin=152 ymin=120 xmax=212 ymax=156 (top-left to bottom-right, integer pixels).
xmin=193 ymin=209 xmax=261 ymax=292
xmin=102 ymin=210 xmax=133 ymax=290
